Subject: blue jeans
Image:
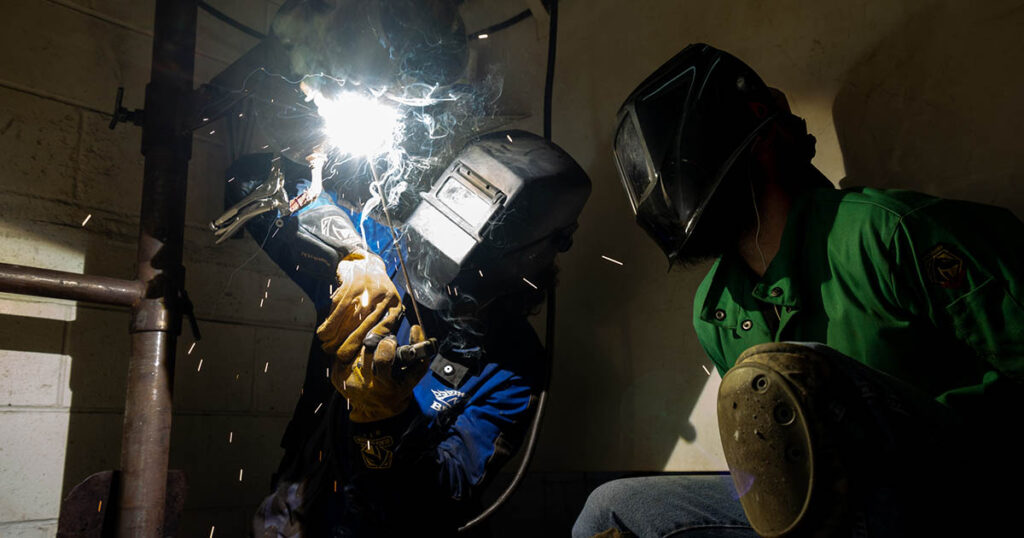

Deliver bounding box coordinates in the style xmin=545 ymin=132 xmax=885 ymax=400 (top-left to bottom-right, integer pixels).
xmin=572 ymin=474 xmax=757 ymax=538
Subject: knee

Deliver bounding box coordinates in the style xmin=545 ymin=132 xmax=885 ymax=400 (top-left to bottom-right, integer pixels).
xmin=572 ymin=479 xmax=635 ymax=538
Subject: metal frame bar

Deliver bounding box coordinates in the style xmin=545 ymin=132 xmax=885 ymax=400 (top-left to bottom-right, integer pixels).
xmin=0 ymin=1 xmax=197 ymax=535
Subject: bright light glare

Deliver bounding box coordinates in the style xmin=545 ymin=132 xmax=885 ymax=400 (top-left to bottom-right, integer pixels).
xmin=311 ymin=90 xmax=401 ymax=157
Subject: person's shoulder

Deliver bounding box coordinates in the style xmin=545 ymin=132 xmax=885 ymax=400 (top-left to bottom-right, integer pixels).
xmin=807 ymin=187 xmax=943 ymax=218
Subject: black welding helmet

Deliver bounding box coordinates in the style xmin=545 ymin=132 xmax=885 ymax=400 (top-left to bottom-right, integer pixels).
xmin=405 ymin=131 xmax=591 ymax=311
xmin=613 ymin=43 xmax=779 ymax=263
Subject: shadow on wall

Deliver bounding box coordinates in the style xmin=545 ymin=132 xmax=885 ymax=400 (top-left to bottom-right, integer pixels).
xmin=833 ymin=0 xmax=1024 ymax=216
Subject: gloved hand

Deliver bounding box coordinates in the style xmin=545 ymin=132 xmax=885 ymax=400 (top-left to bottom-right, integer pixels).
xmin=334 ymin=325 xmax=433 ymax=423
xmin=316 ymin=249 xmax=404 ymax=369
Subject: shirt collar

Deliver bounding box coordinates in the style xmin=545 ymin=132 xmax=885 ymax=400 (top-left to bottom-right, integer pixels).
xmin=698 ymin=192 xmax=810 ymax=325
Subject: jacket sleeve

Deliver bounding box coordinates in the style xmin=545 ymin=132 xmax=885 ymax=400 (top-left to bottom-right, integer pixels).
xmin=342 ymin=318 xmax=544 ymax=532
xmin=887 ymin=197 xmax=1024 ymax=418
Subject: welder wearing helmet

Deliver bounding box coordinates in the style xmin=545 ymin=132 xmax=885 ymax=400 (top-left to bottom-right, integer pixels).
xmin=225 ymin=130 xmax=589 ymax=537
xmin=573 ymin=43 xmax=1024 ymax=537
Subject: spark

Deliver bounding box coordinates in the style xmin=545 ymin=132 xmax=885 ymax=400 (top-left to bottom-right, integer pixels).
xmin=346 ymin=398 xmax=350 ymax=410
xmin=262 ymin=144 xmax=269 ymax=149
xmin=282 ymin=146 xmax=291 ymax=152
xmin=238 ymin=468 xmax=244 ymax=482
xmin=209 ymin=526 xmax=215 ymax=538
xmin=227 ymin=177 xmax=235 ymax=183
xmin=701 ymin=364 xmax=712 ymax=376
xmin=326 ymin=367 xmax=329 ymax=378
xmin=259 ymin=298 xmax=264 ymax=308
xmin=479 ymin=270 xmax=484 ymax=278
xmin=359 ymin=289 xmax=370 ymax=307
xmin=454 ymin=287 xmax=459 ymax=296
xmin=187 ymin=341 xmax=196 ymax=355
xmin=234 ymin=373 xmax=239 ymax=381
xmin=319 ymin=450 xmax=323 ymax=462
xmin=266 ymin=277 xmax=271 ymax=289
xmin=300 ymin=297 xmax=304 ymax=303
xmin=264 ymin=361 xmax=269 ymax=373
xmin=308 ymin=87 xmax=402 ymax=157
xmin=81 ymin=214 xmax=92 ymax=227
xmin=238 ymin=113 xmax=244 ymax=118
xmin=295 ymin=265 xmax=300 ymax=271
xmin=264 ymin=291 xmax=268 ymax=298
xmin=334 ymin=480 xmax=338 ymax=492
xmin=522 ymin=277 xmax=538 ymax=290
xmin=314 ymin=402 xmax=323 ymax=414
xmin=601 ymin=255 xmax=624 ymax=266
xmin=202 ymin=117 xmax=209 ymax=122
xmin=271 ymin=226 xmax=280 ymax=238
xmin=197 ymin=359 xmax=203 ymax=372
xmin=98 ymin=500 xmax=102 ymax=512
xmin=329 ymin=284 xmax=334 ymax=295
xmin=506 ymin=134 xmax=513 ymax=143
xmin=209 ymin=130 xmax=216 ymax=135
xmin=228 ymin=431 xmax=233 ymax=443
xmin=478 ymin=33 xmax=489 ymax=39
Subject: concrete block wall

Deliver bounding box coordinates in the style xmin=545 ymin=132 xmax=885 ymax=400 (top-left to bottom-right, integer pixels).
xmin=0 ymin=1 xmax=312 ymax=536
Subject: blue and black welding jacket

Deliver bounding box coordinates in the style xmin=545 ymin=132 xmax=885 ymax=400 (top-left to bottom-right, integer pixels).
xmin=227 ymin=154 xmax=543 ymax=534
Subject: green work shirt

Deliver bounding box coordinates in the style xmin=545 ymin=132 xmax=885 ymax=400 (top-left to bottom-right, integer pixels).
xmin=694 ymin=187 xmax=1024 ymax=418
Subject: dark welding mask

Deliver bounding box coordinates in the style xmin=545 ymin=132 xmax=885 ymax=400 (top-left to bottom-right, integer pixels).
xmin=613 ymin=43 xmax=780 ymax=263
xmin=405 ymin=131 xmax=591 ymax=311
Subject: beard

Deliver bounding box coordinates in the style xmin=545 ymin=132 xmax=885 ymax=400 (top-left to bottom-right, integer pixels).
xmin=670 ymin=166 xmax=758 ymax=268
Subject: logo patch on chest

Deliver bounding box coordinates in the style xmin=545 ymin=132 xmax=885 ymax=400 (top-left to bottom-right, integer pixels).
xmin=924 ymin=243 xmax=966 ymax=289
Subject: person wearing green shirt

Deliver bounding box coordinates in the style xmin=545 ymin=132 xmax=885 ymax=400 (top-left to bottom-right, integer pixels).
xmin=573 ymin=43 xmax=1021 ymax=537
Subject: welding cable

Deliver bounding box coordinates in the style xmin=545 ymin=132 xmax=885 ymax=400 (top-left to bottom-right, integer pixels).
xmin=468 ymin=8 xmax=532 ymax=40
xmin=458 ymin=0 xmax=559 ymax=532
xmin=198 ymin=0 xmax=268 ymax=40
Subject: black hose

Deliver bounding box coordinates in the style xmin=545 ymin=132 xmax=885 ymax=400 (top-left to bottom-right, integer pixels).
xmin=459 ymin=1 xmax=560 ymax=532
xmin=459 ymin=287 xmax=556 ymax=532
xmin=468 ymin=9 xmax=532 ymax=39
xmin=543 ymin=0 xmax=558 ymax=141
xmin=198 ymin=0 xmax=268 ymax=40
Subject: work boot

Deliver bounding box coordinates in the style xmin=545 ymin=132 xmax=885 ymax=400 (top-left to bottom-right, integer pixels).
xmin=717 ymin=343 xmax=956 ymax=537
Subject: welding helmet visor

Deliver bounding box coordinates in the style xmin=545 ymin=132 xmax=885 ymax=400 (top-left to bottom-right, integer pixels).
xmin=405 ymin=131 xmax=591 ymax=311
xmin=613 ymin=43 xmax=778 ymax=263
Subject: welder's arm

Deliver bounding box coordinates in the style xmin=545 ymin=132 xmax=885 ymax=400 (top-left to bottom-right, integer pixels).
xmin=224 ymin=154 xmax=367 ymax=314
xmin=888 ymin=201 xmax=1024 ymax=418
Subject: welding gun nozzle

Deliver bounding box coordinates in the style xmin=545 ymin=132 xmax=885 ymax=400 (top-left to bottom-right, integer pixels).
xmin=397 ymin=338 xmax=438 ymax=363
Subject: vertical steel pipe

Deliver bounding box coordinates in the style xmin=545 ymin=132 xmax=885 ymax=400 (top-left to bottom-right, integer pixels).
xmin=116 ymin=0 xmax=197 ymax=535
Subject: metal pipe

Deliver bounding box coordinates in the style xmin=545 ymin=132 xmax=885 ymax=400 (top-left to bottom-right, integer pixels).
xmin=116 ymin=0 xmax=197 ymax=535
xmin=0 ymin=262 xmax=142 ymax=306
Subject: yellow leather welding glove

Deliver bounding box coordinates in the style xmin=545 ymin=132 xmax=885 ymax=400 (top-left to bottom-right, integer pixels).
xmin=334 ymin=325 xmax=432 ymax=423
xmin=316 ymin=249 xmax=404 ymax=369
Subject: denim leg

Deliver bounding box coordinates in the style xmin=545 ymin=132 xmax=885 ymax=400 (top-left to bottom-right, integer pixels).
xmin=572 ymin=475 xmax=757 ymax=538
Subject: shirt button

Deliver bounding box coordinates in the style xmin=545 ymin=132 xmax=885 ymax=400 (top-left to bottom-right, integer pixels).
xmin=714 ymin=309 xmax=726 ymax=321
xmin=443 ymin=364 xmax=454 ymax=375
xmin=770 ymin=287 xmax=783 ymax=297
xmin=741 ymin=320 xmax=753 ymax=331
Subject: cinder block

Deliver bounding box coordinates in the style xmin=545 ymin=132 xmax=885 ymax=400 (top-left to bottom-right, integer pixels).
xmin=0 ymin=519 xmax=59 ymax=537
xmin=0 ymin=87 xmax=79 ymax=201
xmin=60 ymin=411 xmax=123 ymax=500
xmin=173 ymin=321 xmax=256 ymax=413
xmin=75 ymin=111 xmax=144 ymax=217
xmin=252 ymin=327 xmax=311 ymax=413
xmin=0 ymin=315 xmax=65 ymax=356
xmin=169 ymin=414 xmax=288 ymax=509
xmin=0 ymin=410 xmax=70 ymax=522
xmin=63 ymin=307 xmax=130 ymax=410
xmin=0 ymin=351 xmax=69 ymax=407
xmin=0 ymin=1 xmax=151 ymax=114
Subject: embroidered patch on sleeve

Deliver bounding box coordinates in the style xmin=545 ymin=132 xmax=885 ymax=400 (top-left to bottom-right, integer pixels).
xmin=924 ymin=244 xmax=965 ymax=289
